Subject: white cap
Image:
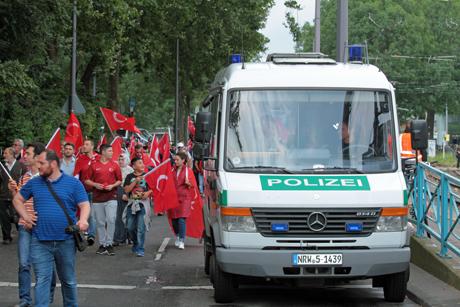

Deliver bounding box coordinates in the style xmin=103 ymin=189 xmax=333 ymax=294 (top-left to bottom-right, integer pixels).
xmin=177 ymin=142 xmax=184 ymax=148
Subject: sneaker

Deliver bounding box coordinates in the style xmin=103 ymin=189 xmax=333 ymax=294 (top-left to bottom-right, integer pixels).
xmin=174 ymin=237 xmax=180 ymax=247
xmin=136 ymin=251 xmax=144 ymax=257
xmin=87 ymin=236 xmax=95 ymax=246
xmin=178 ymin=242 xmax=185 ymax=250
xmin=106 ymin=245 xmax=115 ymax=256
xmin=96 ymin=245 xmax=107 ymax=255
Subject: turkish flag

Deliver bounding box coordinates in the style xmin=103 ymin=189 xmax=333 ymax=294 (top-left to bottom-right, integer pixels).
xmin=158 ymin=133 xmax=170 ymax=162
xmin=149 ymin=136 xmax=160 ymax=166
xmin=100 ymin=107 xmax=138 ymax=132
xmin=188 ymin=116 xmax=196 ymax=137
xmin=144 ymin=159 xmax=179 ymax=214
xmin=46 ymin=128 xmax=62 ymax=159
xmin=184 ymin=167 xmax=204 ymax=238
xmin=96 ymin=134 xmax=107 ymax=151
xmin=111 ymin=136 xmax=123 ymax=162
xmin=64 ymin=112 xmax=83 ymax=152
xmin=128 ymin=135 xmax=136 ymax=160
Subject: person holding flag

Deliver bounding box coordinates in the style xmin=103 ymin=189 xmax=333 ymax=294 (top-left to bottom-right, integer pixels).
xmin=169 ymin=151 xmax=200 ymax=250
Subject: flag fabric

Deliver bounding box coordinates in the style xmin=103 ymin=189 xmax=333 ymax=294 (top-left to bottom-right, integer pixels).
xmin=64 ymin=112 xmax=84 ymax=151
xmin=97 ymin=134 xmax=107 ymax=151
xmin=188 ymin=116 xmax=196 ymax=137
xmin=183 ymin=166 xmax=204 ymax=238
xmin=149 ymin=136 xmax=160 ymax=166
xmin=128 ymin=135 xmax=136 ymax=160
xmin=46 ymin=128 xmax=62 ymax=159
xmin=158 ymin=133 xmax=170 ymax=162
xmin=100 ymin=107 xmax=139 ymax=133
xmin=144 ymin=159 xmax=179 ymax=214
xmin=111 ymin=136 xmax=123 ymax=162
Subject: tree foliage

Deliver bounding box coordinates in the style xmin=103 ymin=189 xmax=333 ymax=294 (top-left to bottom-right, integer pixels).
xmin=286 ymin=0 xmax=460 ymax=127
xmin=0 ymin=0 xmax=274 ymax=147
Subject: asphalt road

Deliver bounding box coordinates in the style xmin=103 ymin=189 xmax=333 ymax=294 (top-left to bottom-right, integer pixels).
xmin=0 ymin=216 xmax=419 ymax=307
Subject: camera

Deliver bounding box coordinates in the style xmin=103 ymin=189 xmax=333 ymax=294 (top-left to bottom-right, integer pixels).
xmin=65 ymin=225 xmax=80 ymax=234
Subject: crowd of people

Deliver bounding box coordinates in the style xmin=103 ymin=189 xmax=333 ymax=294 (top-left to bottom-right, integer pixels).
xmin=0 ymin=136 xmax=202 ymax=307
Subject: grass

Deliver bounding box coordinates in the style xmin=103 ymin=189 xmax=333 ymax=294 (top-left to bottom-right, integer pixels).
xmin=428 ymin=152 xmax=458 ymax=168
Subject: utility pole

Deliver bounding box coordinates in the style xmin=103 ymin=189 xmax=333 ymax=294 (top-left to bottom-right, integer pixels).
xmin=70 ymin=0 xmax=77 ymax=114
xmin=314 ymin=0 xmax=321 ymax=52
xmin=336 ymin=0 xmax=348 ymax=63
xmin=175 ymin=38 xmax=180 ymax=145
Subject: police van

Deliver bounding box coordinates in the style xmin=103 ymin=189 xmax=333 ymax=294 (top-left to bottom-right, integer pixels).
xmin=193 ymin=52 xmax=425 ymax=303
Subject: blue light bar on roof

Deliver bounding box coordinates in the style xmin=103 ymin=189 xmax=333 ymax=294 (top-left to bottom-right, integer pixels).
xmin=348 ymin=45 xmax=363 ymax=62
xmin=230 ymin=54 xmax=242 ymax=64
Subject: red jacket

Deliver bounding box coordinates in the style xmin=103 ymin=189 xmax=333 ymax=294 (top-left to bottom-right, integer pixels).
xmin=168 ymin=166 xmax=194 ymax=219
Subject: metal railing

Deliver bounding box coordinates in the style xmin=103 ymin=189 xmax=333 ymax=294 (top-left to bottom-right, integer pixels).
xmin=409 ymin=162 xmax=460 ymax=257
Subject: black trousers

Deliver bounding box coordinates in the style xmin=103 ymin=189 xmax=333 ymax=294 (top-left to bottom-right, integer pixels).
xmin=0 ymin=199 xmax=12 ymax=240
xmin=113 ymin=186 xmax=128 ymax=243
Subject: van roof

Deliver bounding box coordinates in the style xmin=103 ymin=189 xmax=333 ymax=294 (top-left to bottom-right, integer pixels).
xmin=212 ymin=61 xmax=393 ymax=91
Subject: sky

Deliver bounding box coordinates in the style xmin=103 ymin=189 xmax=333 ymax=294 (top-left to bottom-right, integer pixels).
xmin=260 ymin=0 xmax=316 ymax=60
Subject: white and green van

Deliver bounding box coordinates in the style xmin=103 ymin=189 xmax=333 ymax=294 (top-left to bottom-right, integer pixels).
xmin=193 ymin=53 xmax=411 ymax=303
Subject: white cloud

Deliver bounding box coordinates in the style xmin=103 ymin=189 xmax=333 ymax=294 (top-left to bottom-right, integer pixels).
xmin=259 ymin=0 xmax=316 ymax=61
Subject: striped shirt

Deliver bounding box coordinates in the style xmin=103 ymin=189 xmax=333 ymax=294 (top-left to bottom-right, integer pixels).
xmin=17 ymin=171 xmax=40 ymax=228
xmin=20 ymin=173 xmax=88 ymax=241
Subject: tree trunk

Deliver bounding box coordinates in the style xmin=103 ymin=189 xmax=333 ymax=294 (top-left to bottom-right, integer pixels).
xmin=108 ymin=68 xmax=119 ymax=110
xmin=427 ymin=109 xmax=435 ymax=139
xmin=81 ymin=55 xmax=99 ymax=95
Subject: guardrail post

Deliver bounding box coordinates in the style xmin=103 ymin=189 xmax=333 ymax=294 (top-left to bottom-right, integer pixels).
xmin=416 ymin=164 xmax=425 ymax=237
xmin=439 ymin=174 xmax=450 ymax=258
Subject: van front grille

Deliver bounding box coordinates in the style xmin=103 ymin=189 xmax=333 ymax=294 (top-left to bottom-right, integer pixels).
xmin=251 ymin=208 xmax=380 ymax=237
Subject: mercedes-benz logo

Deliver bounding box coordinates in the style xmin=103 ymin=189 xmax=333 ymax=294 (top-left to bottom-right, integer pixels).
xmin=307 ymin=212 xmax=327 ymax=232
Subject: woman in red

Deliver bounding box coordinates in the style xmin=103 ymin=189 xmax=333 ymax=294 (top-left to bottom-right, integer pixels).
xmin=170 ymin=151 xmax=193 ymax=249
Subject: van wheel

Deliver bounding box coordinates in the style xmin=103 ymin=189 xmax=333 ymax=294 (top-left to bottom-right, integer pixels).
xmin=203 ymin=237 xmax=211 ymax=275
xmin=383 ymin=269 xmax=409 ymax=302
xmin=211 ymin=254 xmax=237 ymax=303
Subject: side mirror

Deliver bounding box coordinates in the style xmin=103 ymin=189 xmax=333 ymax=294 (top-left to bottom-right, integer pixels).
xmin=192 ymin=142 xmax=209 ymax=161
xmin=195 ymin=112 xmax=212 ymax=143
xmin=410 ymin=120 xmax=428 ymax=150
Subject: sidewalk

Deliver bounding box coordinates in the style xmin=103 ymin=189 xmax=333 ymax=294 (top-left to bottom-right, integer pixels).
xmin=407 ymin=263 xmax=460 ymax=307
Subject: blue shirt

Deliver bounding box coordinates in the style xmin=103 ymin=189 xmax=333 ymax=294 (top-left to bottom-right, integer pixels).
xmin=20 ymin=173 xmax=88 ymax=241
xmin=60 ymin=157 xmax=76 ymax=176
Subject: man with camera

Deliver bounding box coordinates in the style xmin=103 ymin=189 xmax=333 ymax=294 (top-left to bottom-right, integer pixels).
xmin=12 ymin=149 xmax=90 ymax=307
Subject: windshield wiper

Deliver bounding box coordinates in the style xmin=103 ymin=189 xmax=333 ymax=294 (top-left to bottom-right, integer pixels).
xmin=231 ymin=166 xmax=294 ymax=174
xmin=299 ymin=167 xmax=364 ymax=174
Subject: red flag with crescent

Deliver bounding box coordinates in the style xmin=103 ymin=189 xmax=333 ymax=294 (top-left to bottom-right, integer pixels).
xmin=144 ymin=159 xmax=179 ymax=214
xmin=111 ymin=136 xmax=123 ymax=162
xmin=183 ymin=167 xmax=204 ymax=238
xmin=100 ymin=107 xmax=138 ymax=133
xmin=149 ymin=135 xmax=160 ymax=166
xmin=46 ymin=128 xmax=63 ymax=159
xmin=158 ymin=133 xmax=170 ymax=162
xmin=64 ymin=112 xmax=84 ymax=152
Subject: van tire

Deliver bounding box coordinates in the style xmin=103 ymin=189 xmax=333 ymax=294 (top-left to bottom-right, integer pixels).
xmin=211 ymin=254 xmax=237 ymax=303
xmin=203 ymin=237 xmax=211 ymax=275
xmin=383 ymin=269 xmax=409 ymax=302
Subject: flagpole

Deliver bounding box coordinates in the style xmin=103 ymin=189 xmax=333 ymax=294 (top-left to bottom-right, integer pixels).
xmin=144 ymin=158 xmax=171 ymax=177
xmin=99 ymin=107 xmax=116 ymax=139
xmin=0 ymin=161 xmax=13 ymax=180
xmin=46 ymin=128 xmax=61 ymax=149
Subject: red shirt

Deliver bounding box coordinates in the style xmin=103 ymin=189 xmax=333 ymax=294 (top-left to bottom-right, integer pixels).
xmin=74 ymin=153 xmax=99 ymax=191
xmin=85 ymin=159 xmax=122 ymax=202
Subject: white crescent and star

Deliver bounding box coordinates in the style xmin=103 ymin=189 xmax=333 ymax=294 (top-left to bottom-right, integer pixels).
xmin=113 ymin=112 xmax=127 ymax=124
xmin=156 ymin=175 xmax=168 ymax=191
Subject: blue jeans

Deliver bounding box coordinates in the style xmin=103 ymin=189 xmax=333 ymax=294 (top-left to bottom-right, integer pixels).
xmin=87 ymin=192 xmax=96 ymax=238
xmin=172 ymin=218 xmax=186 ymax=241
xmin=31 ymin=236 xmax=77 ymax=307
xmin=126 ymin=204 xmax=146 ymax=253
xmin=198 ymin=174 xmax=204 ymax=194
xmin=18 ymin=226 xmax=56 ymax=306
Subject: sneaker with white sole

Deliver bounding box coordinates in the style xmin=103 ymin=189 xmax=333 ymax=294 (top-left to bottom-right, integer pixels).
xmin=178 ymin=242 xmax=185 ymax=250
xmin=174 ymin=237 xmax=180 ymax=247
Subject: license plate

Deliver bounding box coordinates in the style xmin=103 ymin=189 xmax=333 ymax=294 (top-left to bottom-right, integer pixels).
xmin=292 ymin=253 xmax=343 ymax=266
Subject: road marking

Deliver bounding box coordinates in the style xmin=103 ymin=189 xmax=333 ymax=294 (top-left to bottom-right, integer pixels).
xmin=0 ymin=282 xmax=136 ymax=290
xmin=158 ymin=237 xmax=170 ymax=253
xmin=162 ymin=286 xmax=213 ymax=290
xmin=154 ymin=253 xmax=162 ymax=261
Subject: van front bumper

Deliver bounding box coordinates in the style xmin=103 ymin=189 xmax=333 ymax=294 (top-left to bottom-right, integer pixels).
xmin=215 ymin=247 xmax=410 ymax=278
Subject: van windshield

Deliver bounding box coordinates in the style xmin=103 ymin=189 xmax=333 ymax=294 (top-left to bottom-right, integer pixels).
xmin=225 ymin=90 xmax=396 ymax=173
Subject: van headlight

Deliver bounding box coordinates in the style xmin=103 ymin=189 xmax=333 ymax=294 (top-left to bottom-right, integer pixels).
xmin=375 ymin=207 xmax=408 ymax=232
xmin=220 ymin=207 xmax=257 ymax=232
xmin=221 ymin=216 xmax=257 ymax=232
